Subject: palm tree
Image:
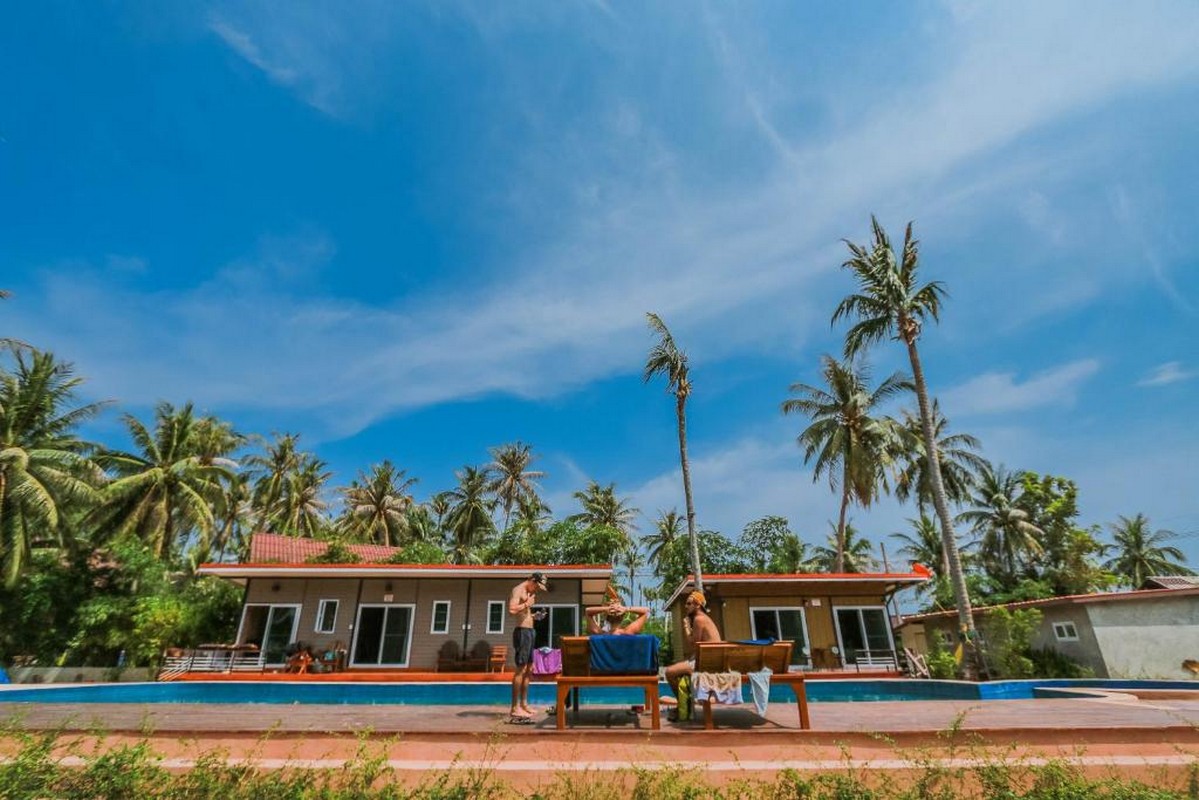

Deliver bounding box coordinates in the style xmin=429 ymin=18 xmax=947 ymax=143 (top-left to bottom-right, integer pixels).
xmin=446 ymin=466 xmax=495 ymax=564
xmin=244 ymin=433 xmax=303 ymax=533
xmin=570 ymin=480 xmax=639 ymax=541
xmin=487 ymin=441 xmax=545 ymax=532
xmin=812 ymin=523 xmax=877 ymax=573
xmin=1103 ymin=514 xmax=1193 ymax=588
xmin=1 ymin=291 xmax=30 ymax=350
xmin=891 ymin=514 xmax=947 ymax=575
xmin=957 ymin=463 xmax=1044 ymax=585
xmin=893 ymin=401 xmax=985 ymax=513
xmin=768 ymin=532 xmax=812 ymax=573
xmin=833 ymin=216 xmax=978 ymax=648
xmin=0 ymin=349 xmax=104 ymax=585
xmin=643 ymin=312 xmax=703 ymax=591
xmin=92 ymin=402 xmax=235 ymax=560
xmin=426 ymin=491 xmax=453 ymax=541
xmin=781 ymin=354 xmax=909 ymax=572
xmin=278 ymin=457 xmax=331 ymax=538
xmin=338 ymin=461 xmax=418 ymax=546
xmin=643 ymin=509 xmax=684 ymax=576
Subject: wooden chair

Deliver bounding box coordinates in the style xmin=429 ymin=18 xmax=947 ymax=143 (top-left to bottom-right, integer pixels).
xmin=436 ymin=641 xmax=463 ymax=672
xmin=693 ymin=641 xmax=810 ymax=730
xmin=488 ymin=644 xmax=508 ymax=672
xmin=462 ymin=640 xmax=491 ymax=671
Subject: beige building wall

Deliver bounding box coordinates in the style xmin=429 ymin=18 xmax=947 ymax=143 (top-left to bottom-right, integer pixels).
xmin=237 ymin=576 xmax=587 ymax=669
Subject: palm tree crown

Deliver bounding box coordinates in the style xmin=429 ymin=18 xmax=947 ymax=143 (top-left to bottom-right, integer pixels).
xmin=957 ymin=463 xmax=1044 ymax=585
xmin=0 ymin=349 xmax=104 ymax=584
xmin=487 ymin=441 xmax=544 ymax=532
xmin=339 ymin=461 xmax=418 ymax=546
xmin=782 ymin=354 xmax=909 ymax=572
xmin=832 ymin=216 xmax=978 ymax=655
xmin=1103 ymin=513 xmax=1193 ymax=588
xmin=644 ymin=311 xmax=704 ymax=591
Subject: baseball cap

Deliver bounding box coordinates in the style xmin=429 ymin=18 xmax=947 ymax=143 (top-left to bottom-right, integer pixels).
xmin=530 ymin=571 xmax=548 ymax=590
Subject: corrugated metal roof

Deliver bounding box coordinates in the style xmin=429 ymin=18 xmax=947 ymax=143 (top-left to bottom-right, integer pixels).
xmin=1143 ymin=575 xmax=1199 ymax=590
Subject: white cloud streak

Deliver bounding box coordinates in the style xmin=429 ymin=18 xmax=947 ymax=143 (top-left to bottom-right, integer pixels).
xmin=1137 ymin=361 xmax=1195 ymax=388
xmin=939 ymin=360 xmax=1102 ymax=416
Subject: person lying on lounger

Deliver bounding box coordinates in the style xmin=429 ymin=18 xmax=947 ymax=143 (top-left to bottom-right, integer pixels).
xmin=585 ymin=587 xmax=649 ymax=635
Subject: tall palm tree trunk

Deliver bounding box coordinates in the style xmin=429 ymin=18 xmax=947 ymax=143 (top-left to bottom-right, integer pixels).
xmin=677 ymin=394 xmax=703 ymax=592
xmin=835 ymin=467 xmax=850 ymax=573
xmin=905 ymin=335 xmax=977 ymax=675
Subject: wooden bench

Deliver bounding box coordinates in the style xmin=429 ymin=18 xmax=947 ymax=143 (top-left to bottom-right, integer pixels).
xmin=693 ymin=641 xmax=810 ymax=730
xmin=555 ymin=636 xmax=660 ymax=730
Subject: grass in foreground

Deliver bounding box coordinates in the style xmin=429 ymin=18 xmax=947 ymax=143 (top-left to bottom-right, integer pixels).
xmin=0 ymin=729 xmax=1196 ymax=799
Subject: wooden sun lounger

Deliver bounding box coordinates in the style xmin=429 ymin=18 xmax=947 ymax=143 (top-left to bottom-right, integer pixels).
xmin=693 ymin=641 xmax=810 ymax=730
xmin=555 ymin=636 xmax=660 ymax=730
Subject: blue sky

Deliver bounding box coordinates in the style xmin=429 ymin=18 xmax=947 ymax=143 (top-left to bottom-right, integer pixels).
xmin=3 ymin=1 xmax=1198 ymax=569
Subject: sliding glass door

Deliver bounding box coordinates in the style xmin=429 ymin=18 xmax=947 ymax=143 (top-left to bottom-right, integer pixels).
xmin=351 ymin=604 xmax=414 ymax=667
xmin=750 ymin=607 xmax=809 ymax=666
xmin=239 ymin=604 xmax=300 ymax=665
xmin=833 ymin=606 xmax=895 ymax=666
xmin=532 ymin=605 xmax=578 ymax=649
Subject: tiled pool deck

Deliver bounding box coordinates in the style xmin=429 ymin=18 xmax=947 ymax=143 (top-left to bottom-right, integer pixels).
xmin=3 ymin=691 xmax=1197 ymax=788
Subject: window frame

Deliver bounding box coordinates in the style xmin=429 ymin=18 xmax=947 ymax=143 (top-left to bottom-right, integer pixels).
xmin=314 ymin=599 xmax=339 ymax=634
xmin=430 ymin=600 xmax=452 ymax=635
xmin=531 ymin=604 xmax=579 ymax=649
xmin=748 ymin=605 xmax=810 ymax=665
xmin=486 ymin=600 xmax=506 ymax=635
xmin=1052 ymin=620 xmax=1079 ymax=642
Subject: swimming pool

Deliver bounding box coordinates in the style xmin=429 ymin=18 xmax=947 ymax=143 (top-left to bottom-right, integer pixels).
xmin=2 ymin=678 xmax=1194 ymax=706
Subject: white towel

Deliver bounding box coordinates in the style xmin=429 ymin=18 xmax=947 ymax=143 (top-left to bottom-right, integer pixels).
xmin=748 ymin=667 xmax=773 ymax=715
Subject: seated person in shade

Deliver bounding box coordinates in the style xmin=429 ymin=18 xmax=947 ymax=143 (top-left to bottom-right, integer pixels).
xmin=585 ymin=586 xmax=649 ymax=635
xmin=664 ymin=590 xmax=721 ymax=711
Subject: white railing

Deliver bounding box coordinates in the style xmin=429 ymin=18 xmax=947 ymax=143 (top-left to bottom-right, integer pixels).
xmin=156 ymin=648 xmax=264 ymax=680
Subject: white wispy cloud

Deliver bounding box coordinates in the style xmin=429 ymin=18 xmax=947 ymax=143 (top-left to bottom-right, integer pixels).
xmin=14 ymin=2 xmax=1199 ymax=442
xmin=938 ymin=359 xmax=1102 ymax=415
xmin=1137 ymin=361 xmax=1195 ymax=387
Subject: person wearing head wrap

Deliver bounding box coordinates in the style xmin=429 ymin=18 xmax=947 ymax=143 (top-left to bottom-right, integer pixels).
xmin=585 ymin=585 xmax=649 ymax=635
xmin=664 ymin=584 xmax=722 ymax=719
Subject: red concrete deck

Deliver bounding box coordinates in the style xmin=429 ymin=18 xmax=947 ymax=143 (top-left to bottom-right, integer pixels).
xmin=3 ymin=688 xmax=1197 ymax=789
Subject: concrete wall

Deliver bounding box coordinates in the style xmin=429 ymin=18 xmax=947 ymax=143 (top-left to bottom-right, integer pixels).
xmin=1086 ymin=596 xmax=1199 ymax=680
xmin=6 ymin=667 xmax=157 ymax=684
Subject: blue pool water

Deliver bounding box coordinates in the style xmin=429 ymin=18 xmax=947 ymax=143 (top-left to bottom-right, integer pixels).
xmin=1 ymin=678 xmax=1194 ymax=706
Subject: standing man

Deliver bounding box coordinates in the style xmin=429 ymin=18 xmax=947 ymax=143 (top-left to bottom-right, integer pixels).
xmin=507 ymin=571 xmax=547 ymax=722
xmin=664 ymin=590 xmax=721 ymax=712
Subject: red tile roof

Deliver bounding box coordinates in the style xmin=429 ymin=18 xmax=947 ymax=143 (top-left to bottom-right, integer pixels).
xmin=248 ymin=532 xmax=402 ymax=564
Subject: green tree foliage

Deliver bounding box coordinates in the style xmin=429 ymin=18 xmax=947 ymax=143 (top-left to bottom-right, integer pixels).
xmin=387 ymin=539 xmax=448 ymax=564
xmin=892 ymin=401 xmax=985 ymax=513
xmin=834 ymin=217 xmax=977 ymax=647
xmin=782 ymin=355 xmax=909 ymax=572
xmin=91 ymin=402 xmax=234 ymax=562
xmin=980 ymin=607 xmax=1042 ymax=679
xmin=654 ymin=529 xmax=752 ymax=594
xmin=739 ymin=516 xmax=814 ymax=573
xmin=486 ymin=441 xmax=544 ymax=532
xmin=446 ymin=465 xmax=495 ymax=564
xmin=958 ymin=463 xmax=1044 ymax=589
xmin=336 ymin=461 xmax=417 ymax=546
xmin=1017 ymin=473 xmax=1112 ymax=596
xmin=1103 ymin=512 xmax=1193 ymax=587
xmin=811 ymin=523 xmax=878 ymax=573
xmin=0 ymin=349 xmax=104 ymax=585
xmin=644 ymin=312 xmax=703 ymax=591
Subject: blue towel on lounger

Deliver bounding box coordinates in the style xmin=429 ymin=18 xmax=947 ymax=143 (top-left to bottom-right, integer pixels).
xmin=588 ymin=634 xmax=658 ymax=674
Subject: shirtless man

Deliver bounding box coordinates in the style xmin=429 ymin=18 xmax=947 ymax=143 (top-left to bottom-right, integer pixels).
xmin=585 ymin=587 xmax=649 ymax=635
xmin=664 ymin=590 xmax=721 ymax=707
xmin=507 ymin=571 xmax=547 ymax=721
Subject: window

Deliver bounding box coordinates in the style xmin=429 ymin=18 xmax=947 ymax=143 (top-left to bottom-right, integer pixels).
xmin=430 ymin=601 xmax=451 ymax=634
xmin=1052 ymin=621 xmax=1079 ymax=642
xmin=487 ymin=601 xmax=505 ymax=634
xmin=749 ymin=607 xmax=809 ymax=665
xmin=315 ymin=600 xmax=339 ymax=634
xmin=350 ymin=605 xmax=414 ymax=667
xmin=833 ymin=606 xmax=896 ymax=667
xmin=532 ymin=605 xmax=578 ymax=649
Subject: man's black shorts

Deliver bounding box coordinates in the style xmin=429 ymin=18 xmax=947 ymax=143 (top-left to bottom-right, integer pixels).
xmin=512 ymin=627 xmax=536 ymax=667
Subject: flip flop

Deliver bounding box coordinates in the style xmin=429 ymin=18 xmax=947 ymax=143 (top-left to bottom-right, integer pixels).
xmin=507 ymin=715 xmax=536 ymax=725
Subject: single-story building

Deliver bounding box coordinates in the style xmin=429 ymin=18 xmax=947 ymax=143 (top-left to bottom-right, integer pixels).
xmin=197 ymin=534 xmax=612 ymax=671
xmin=895 ymin=581 xmax=1199 ymax=680
xmin=663 ymin=566 xmax=932 ymax=670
